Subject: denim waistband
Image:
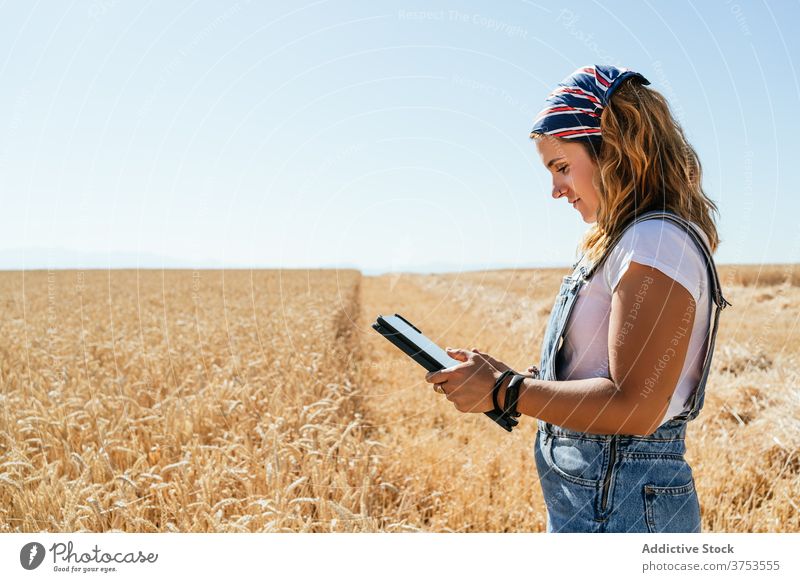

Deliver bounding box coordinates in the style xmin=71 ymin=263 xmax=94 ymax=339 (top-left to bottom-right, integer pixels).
xmin=537 ymin=419 xmax=688 ymax=455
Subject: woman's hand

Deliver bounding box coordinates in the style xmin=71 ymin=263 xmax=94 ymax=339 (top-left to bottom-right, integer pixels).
xmin=424 ymin=347 xmax=513 ymax=413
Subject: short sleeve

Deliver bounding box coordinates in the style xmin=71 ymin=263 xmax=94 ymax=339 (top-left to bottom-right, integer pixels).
xmin=602 ymin=220 xmax=707 ymax=303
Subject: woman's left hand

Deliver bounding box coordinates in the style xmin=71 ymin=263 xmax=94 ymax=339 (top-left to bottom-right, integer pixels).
xmin=424 ymin=347 xmax=513 ymax=413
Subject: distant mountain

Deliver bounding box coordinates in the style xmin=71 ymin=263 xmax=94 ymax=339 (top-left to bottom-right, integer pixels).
xmin=0 ymin=248 xmax=568 ymax=273
xmin=0 ymin=248 xmax=217 ymax=270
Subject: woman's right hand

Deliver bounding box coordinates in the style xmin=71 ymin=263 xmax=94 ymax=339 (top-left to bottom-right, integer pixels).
xmin=526 ymin=364 xmax=540 ymax=377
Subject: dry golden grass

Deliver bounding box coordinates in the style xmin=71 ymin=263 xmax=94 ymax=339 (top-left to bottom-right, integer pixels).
xmin=1 ymin=265 xmax=798 ymax=532
xmin=1 ymin=269 xmax=391 ymax=532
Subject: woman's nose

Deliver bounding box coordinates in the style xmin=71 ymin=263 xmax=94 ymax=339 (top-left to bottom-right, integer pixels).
xmin=552 ymin=183 xmax=567 ymax=199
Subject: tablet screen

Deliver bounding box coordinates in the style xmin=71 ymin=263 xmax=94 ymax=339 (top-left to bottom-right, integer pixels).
xmin=381 ymin=314 xmax=461 ymax=369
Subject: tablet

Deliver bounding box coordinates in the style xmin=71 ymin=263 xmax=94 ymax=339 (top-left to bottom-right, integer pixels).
xmin=372 ymin=314 xmax=461 ymax=373
xmin=371 ymin=313 xmax=519 ymax=432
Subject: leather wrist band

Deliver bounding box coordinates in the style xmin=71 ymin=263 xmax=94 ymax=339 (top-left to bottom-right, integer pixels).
xmin=492 ymin=370 xmax=515 ymax=413
xmin=503 ymin=373 xmax=526 ymax=420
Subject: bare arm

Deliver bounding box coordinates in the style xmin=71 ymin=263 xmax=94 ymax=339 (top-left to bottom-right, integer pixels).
xmin=424 ymin=262 xmax=698 ymax=434
xmin=501 ymin=261 xmax=697 ymax=435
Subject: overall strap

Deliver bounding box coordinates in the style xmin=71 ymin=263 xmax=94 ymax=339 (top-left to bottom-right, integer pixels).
xmin=570 ymin=210 xmax=671 ymax=273
xmin=584 ymin=210 xmax=729 ymax=308
xmin=583 ymin=210 xmax=732 ymax=418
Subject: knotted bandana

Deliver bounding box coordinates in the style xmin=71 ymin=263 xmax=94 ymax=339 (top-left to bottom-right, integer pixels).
xmin=530 ymin=65 xmax=650 ymax=140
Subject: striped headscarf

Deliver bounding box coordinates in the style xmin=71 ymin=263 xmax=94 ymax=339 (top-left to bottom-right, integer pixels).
xmin=530 ymin=65 xmax=650 ymax=140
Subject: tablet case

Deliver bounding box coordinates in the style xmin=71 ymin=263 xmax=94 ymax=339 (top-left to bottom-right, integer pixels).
xmin=372 ymin=313 xmax=519 ymax=432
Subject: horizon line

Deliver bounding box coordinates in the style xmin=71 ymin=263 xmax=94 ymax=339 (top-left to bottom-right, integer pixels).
xmin=0 ymin=259 xmax=795 ymax=275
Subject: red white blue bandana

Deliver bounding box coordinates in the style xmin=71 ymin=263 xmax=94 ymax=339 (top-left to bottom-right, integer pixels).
xmin=530 ymin=65 xmax=650 ymax=140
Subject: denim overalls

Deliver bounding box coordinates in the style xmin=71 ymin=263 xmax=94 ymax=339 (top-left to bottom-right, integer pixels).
xmin=534 ymin=210 xmax=731 ymax=532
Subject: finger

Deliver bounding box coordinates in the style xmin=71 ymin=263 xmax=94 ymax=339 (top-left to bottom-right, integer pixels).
xmin=427 ymin=359 xmax=472 ymax=384
xmin=479 ymin=352 xmax=506 ymax=370
xmin=445 ymin=347 xmax=470 ymax=362
xmin=425 ymin=371 xmax=440 ymax=383
xmin=425 ymin=369 xmax=454 ymax=384
xmin=442 ymin=384 xmax=456 ymax=400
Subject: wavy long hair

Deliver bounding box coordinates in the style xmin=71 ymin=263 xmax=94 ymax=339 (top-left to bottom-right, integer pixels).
xmin=531 ymin=77 xmax=720 ymax=265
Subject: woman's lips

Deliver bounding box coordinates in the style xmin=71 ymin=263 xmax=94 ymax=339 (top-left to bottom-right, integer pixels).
xmin=572 ymin=199 xmax=580 ymax=207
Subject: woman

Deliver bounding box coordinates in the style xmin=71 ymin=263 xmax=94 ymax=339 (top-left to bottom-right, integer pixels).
xmin=424 ymin=65 xmax=731 ymax=533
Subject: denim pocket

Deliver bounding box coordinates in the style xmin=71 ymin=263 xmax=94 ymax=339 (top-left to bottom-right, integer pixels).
xmin=644 ymin=480 xmax=701 ymax=533
xmin=541 ymin=432 xmax=606 ymax=487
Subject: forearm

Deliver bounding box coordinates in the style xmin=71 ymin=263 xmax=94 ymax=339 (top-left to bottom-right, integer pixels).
xmin=498 ymin=374 xmax=647 ymax=435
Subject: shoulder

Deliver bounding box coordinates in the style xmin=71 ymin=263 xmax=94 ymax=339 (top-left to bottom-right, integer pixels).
xmin=602 ymin=218 xmax=708 ymax=302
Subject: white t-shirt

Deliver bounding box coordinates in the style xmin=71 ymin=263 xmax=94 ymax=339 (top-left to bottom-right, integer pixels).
xmin=555 ymin=218 xmax=712 ymax=427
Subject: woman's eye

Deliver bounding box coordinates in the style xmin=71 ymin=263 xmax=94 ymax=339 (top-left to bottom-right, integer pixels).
xmin=557 ymin=165 xmax=569 ymax=174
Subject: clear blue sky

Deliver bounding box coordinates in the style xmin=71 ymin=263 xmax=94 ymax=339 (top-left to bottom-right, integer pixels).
xmin=1 ymin=0 xmax=797 ymax=273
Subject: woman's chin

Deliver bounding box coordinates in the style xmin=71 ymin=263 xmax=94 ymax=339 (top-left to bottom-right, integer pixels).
xmin=575 ymin=206 xmax=597 ymax=223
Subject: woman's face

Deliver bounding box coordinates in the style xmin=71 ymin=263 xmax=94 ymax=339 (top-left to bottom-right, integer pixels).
xmin=535 ymin=137 xmax=600 ymax=223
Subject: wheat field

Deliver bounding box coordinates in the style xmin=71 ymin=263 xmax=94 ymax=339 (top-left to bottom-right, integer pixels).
xmin=1 ymin=265 xmax=798 ymax=532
